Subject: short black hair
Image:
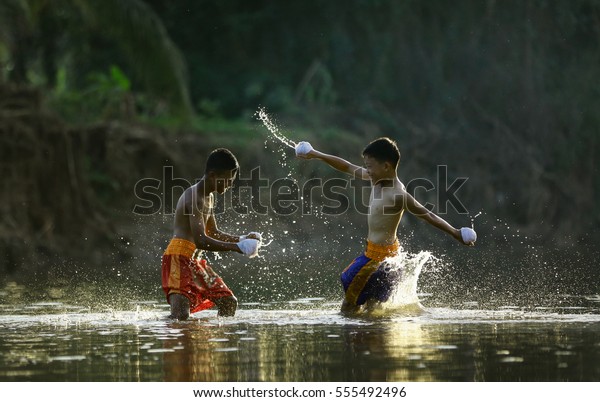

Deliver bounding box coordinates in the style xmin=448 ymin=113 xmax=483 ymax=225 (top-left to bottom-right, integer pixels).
xmin=205 ymin=148 xmax=239 ymax=173
xmin=362 ymin=137 xmax=400 ymax=167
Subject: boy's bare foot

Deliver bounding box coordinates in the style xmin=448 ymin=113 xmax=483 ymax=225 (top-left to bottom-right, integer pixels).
xmin=215 ymin=296 xmax=238 ymax=317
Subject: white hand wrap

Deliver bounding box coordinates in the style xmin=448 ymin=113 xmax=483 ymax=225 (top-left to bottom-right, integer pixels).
xmin=239 ymin=232 xmax=262 ymax=243
xmin=237 ymin=238 xmax=260 ymax=258
xmin=460 ymin=227 xmax=477 ymax=244
xmin=295 ymin=141 xmax=313 ymax=156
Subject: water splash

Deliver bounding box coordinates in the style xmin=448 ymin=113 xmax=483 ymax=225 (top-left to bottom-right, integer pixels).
xmin=388 ymin=250 xmax=434 ymax=305
xmin=255 ymin=107 xmax=296 ymax=149
xmin=364 ymin=248 xmax=435 ymax=316
xmin=254 ymin=107 xmax=299 ymax=177
xmin=470 ymin=211 xmax=482 ymax=229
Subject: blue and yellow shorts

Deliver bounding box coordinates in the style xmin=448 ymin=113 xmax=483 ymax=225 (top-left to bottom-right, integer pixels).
xmin=340 ymin=240 xmax=401 ymax=306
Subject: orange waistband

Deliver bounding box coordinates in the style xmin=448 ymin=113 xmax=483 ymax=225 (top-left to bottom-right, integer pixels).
xmin=164 ymin=238 xmax=196 ymax=258
xmin=365 ymin=239 xmax=400 ymax=261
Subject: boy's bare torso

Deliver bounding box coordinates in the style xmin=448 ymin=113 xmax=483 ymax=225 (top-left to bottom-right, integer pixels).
xmin=367 ymin=178 xmax=405 ymax=245
xmin=172 ymin=184 xmax=213 ymax=244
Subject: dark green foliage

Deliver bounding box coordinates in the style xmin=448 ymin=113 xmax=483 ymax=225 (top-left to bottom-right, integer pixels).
xmin=1 ymin=0 xmax=599 ymax=241
xmin=0 ymin=0 xmax=193 ymax=117
xmin=144 ymin=0 xmax=600 ymax=235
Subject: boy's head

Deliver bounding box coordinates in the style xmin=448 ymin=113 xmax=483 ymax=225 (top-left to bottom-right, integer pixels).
xmin=362 ymin=137 xmax=400 ymax=181
xmin=205 ymin=148 xmax=239 ymax=194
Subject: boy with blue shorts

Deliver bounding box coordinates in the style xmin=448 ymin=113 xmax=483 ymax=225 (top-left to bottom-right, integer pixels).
xmin=295 ymin=138 xmax=476 ymax=314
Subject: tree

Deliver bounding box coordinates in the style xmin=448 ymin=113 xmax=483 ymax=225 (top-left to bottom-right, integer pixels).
xmin=0 ymin=0 xmax=193 ymax=117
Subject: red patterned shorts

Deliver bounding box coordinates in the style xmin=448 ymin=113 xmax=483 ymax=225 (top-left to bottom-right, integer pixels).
xmin=161 ymin=238 xmax=234 ymax=313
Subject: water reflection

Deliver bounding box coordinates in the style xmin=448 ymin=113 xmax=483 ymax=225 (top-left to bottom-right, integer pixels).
xmin=1 ymin=302 xmax=600 ymax=381
xmin=161 ymin=322 xmax=243 ymax=381
xmin=156 ymin=312 xmax=600 ymax=381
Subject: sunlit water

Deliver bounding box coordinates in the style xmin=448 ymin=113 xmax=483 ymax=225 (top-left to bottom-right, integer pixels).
xmin=1 ymin=297 xmax=600 ymax=381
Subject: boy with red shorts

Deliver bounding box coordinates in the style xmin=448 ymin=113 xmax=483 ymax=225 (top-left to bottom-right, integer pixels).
xmin=162 ymin=148 xmax=261 ymax=319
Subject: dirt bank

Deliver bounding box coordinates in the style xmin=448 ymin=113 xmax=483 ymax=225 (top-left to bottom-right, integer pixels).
xmin=0 ymin=84 xmax=195 ymax=276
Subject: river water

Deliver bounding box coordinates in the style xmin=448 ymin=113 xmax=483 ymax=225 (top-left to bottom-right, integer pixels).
xmin=1 ymin=296 xmax=599 ymax=382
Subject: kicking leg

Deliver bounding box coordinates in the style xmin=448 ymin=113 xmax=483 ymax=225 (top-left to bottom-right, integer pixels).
xmin=169 ymin=293 xmax=190 ymax=320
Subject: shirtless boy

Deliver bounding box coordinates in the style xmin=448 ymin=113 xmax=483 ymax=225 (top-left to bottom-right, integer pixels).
xmin=161 ymin=148 xmax=261 ymax=320
xmin=295 ymin=138 xmax=476 ymax=314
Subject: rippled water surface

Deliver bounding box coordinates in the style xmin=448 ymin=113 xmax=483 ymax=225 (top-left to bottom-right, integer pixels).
xmin=2 ymin=297 xmax=600 ymax=381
